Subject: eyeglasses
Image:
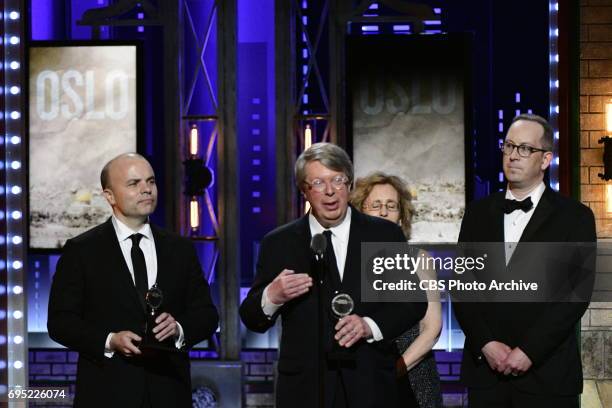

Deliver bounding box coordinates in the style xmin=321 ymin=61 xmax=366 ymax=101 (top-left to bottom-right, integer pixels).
xmin=303 ymin=175 xmax=349 ymax=192
xmin=363 ymin=200 xmax=400 ymax=212
xmin=499 ymin=141 xmax=548 ymax=157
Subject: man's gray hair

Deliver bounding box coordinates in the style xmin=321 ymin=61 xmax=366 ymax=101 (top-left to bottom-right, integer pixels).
xmin=295 ymin=143 xmax=354 ymax=188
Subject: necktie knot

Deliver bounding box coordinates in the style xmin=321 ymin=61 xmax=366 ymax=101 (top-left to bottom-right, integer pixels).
xmin=503 ymin=197 xmax=533 ymax=214
xmin=130 ymin=233 xmax=143 ymax=246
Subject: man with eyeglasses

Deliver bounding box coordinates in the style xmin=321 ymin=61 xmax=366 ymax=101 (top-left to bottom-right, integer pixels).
xmin=240 ymin=143 xmax=426 ymax=408
xmin=454 ymin=114 xmax=596 ymax=408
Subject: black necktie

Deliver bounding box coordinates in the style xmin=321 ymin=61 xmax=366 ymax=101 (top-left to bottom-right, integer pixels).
xmin=503 ymin=197 xmax=533 ymax=214
xmin=323 ymin=230 xmax=341 ymax=290
xmin=129 ymin=233 xmax=149 ymax=301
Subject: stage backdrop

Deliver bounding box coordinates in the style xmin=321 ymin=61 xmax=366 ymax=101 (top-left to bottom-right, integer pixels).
xmin=28 ymin=43 xmax=139 ymax=249
xmin=347 ymin=35 xmax=470 ymax=243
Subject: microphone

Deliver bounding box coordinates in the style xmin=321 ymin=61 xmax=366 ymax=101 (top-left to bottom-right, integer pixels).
xmin=310 ymin=233 xmax=327 ymax=261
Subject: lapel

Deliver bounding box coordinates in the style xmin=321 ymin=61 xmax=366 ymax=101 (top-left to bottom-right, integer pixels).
xmin=293 ymin=215 xmax=314 ymax=276
xmin=99 ymin=218 xmax=146 ymax=314
xmin=518 ymin=187 xmax=556 ymax=243
xmin=341 ymin=208 xmax=362 ymax=299
xmin=488 ymin=192 xmax=506 ymax=242
xmin=151 ymin=224 xmax=169 ymax=294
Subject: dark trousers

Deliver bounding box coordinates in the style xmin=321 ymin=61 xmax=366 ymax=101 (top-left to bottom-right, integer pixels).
xmin=468 ymin=380 xmax=579 ymax=408
xmin=332 ymin=370 xmax=348 ymax=408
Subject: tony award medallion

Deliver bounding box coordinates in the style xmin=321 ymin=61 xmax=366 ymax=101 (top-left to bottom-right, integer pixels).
xmin=329 ymin=292 xmax=356 ymax=362
xmin=331 ymin=293 xmax=354 ymax=320
xmin=141 ymin=284 xmax=168 ymax=353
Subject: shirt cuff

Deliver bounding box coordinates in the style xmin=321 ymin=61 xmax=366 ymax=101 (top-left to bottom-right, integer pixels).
xmin=175 ymin=321 xmax=185 ymax=349
xmin=261 ymin=285 xmax=283 ymax=318
xmin=363 ymin=317 xmax=383 ymax=343
xmin=104 ymin=333 xmax=115 ymax=358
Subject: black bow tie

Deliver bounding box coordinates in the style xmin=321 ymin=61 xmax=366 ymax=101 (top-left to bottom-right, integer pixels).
xmin=503 ymin=197 xmax=533 ymax=214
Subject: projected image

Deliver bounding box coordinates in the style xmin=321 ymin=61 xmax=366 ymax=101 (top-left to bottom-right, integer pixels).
xmin=348 ymin=36 xmax=468 ymax=243
xmin=29 ymin=44 xmax=138 ymax=249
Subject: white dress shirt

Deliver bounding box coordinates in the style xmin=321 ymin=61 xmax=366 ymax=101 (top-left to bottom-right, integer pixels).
xmin=504 ymin=182 xmax=546 ymax=264
xmin=104 ymin=216 xmax=183 ymax=357
xmin=261 ymin=207 xmax=383 ymax=342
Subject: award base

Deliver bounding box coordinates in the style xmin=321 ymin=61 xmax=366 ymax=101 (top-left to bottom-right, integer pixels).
xmin=137 ymin=338 xmax=186 ymax=356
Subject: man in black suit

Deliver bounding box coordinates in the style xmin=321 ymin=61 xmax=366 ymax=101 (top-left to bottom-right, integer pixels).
xmin=240 ymin=143 xmax=426 ymax=408
xmin=48 ymin=153 xmax=219 ymax=408
xmin=455 ymin=114 xmax=596 ymax=407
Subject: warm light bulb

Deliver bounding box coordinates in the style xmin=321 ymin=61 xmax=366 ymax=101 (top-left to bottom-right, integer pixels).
xmin=304 ymin=124 xmax=312 ymax=150
xmin=189 ymin=126 xmax=199 ymax=156
xmin=605 ymin=100 xmax=612 ymax=133
xmin=190 ymin=198 xmax=200 ymax=229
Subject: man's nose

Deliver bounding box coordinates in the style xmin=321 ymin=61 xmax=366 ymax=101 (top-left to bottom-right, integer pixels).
xmin=379 ymin=206 xmax=388 ymax=217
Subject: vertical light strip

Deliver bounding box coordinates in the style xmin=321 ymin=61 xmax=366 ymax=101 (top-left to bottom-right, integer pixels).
xmin=549 ymin=1 xmax=560 ymax=191
xmin=5 ymin=0 xmax=28 ymax=398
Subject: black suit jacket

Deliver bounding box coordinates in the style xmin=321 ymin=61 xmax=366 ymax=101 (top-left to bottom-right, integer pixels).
xmin=454 ymin=187 xmax=596 ymax=396
xmin=240 ymin=209 xmax=427 ymax=408
xmin=47 ymin=218 xmax=219 ymax=408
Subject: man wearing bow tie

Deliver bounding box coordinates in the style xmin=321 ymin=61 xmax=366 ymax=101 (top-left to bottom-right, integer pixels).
xmin=454 ymin=114 xmax=596 ymax=408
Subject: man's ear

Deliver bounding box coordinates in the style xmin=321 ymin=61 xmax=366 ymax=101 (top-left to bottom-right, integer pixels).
xmin=102 ymin=188 xmax=115 ymax=206
xmin=541 ymin=151 xmax=553 ymax=171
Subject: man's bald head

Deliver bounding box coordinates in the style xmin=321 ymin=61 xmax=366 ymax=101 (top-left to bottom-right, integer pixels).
xmin=100 ymin=153 xmax=149 ymax=190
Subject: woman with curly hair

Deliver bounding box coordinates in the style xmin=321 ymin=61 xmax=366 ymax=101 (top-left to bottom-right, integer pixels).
xmin=351 ymin=172 xmax=442 ymax=408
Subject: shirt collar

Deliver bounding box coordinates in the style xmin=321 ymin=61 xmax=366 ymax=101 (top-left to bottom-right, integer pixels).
xmin=111 ymin=215 xmax=153 ymax=242
xmin=505 ymin=181 xmax=546 ymax=209
xmin=308 ymin=206 xmax=352 ymax=244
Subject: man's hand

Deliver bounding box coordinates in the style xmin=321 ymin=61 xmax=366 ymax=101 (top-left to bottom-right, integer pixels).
xmin=267 ymin=269 xmax=313 ymax=304
xmin=502 ymin=347 xmax=532 ymax=376
xmin=334 ymin=315 xmax=372 ymax=348
xmin=109 ymin=331 xmax=142 ymax=356
xmin=481 ymin=341 xmax=512 ymax=372
xmin=153 ymin=312 xmax=178 ymax=342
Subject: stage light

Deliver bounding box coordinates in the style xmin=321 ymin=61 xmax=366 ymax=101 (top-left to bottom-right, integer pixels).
xmin=9 ymin=86 xmax=19 ymax=94
xmin=190 ymin=198 xmax=200 ymax=230
xmin=8 ymin=11 xmax=19 ymax=20
xmin=8 ymin=36 xmax=19 ymax=45
xmin=12 ymin=236 xmax=22 ymax=245
xmin=605 ymin=100 xmax=612 ymax=133
xmin=10 ymin=186 xmax=20 ymax=194
xmin=12 ymin=260 xmax=22 ymax=270
xmin=12 ymin=311 xmax=22 ymax=319
xmin=13 ymin=336 xmax=22 ymax=344
xmin=13 ymin=361 xmax=22 ymax=370
xmin=304 ymin=124 xmax=312 ymax=149
xmin=10 ymin=111 xmax=19 ymax=119
xmin=10 ymin=160 xmax=20 ymax=169
xmin=10 ymin=136 xmax=20 ymax=144
xmin=11 ymin=210 xmax=21 ymax=219
xmin=9 ymin=61 xmax=19 ymax=69
xmin=12 ymin=286 xmax=22 ymax=294
xmin=189 ymin=125 xmax=199 ymax=157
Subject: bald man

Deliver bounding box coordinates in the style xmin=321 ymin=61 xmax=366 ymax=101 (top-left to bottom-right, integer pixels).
xmin=48 ymin=153 xmax=218 ymax=408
